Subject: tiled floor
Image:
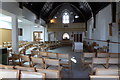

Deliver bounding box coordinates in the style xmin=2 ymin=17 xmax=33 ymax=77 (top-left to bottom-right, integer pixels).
xmin=48 ymin=46 xmax=89 ymax=79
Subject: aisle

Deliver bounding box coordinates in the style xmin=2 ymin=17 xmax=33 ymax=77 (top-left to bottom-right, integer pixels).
xmin=48 ymin=46 xmax=89 ymax=78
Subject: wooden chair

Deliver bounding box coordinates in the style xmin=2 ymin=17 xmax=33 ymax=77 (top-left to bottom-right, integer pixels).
xmin=89 ymin=58 xmax=108 ymax=74
xmin=31 ymin=57 xmax=45 ymax=69
xmin=58 ymin=53 xmax=72 ymax=70
xmin=44 ymin=58 xmax=62 ymax=70
xmin=20 ymin=71 xmax=45 ymax=79
xmin=20 ymin=55 xmax=31 ymax=67
xmin=81 ymin=52 xmax=95 ymax=69
xmin=47 ymin=52 xmax=58 ymax=59
xmin=0 ymin=69 xmax=19 ymax=79
xmin=36 ymin=68 xmax=60 ymax=78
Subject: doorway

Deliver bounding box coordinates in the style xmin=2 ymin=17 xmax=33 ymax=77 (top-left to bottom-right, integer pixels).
xmin=33 ymin=31 xmax=42 ymax=41
xmin=74 ymin=34 xmax=82 ymax=42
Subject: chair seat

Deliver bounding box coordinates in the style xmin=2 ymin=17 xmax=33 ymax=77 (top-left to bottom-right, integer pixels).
xmin=60 ymin=59 xmax=69 ymax=65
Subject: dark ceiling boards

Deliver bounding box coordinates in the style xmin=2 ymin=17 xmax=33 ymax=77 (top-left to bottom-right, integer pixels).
xmin=19 ymin=2 xmax=110 ymax=23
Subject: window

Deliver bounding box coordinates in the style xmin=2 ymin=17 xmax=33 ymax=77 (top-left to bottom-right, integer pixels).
xmin=62 ymin=12 xmax=69 ymax=24
xmin=63 ymin=33 xmax=70 ymax=40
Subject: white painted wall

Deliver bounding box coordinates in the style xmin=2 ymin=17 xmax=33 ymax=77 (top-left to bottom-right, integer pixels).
xmin=1 ymin=2 xmax=48 ymax=42
xmin=1 ymin=2 xmax=36 ymax=22
xmin=86 ymin=4 xmax=119 ymax=53
xmin=0 ymin=20 xmax=12 ymax=29
xmin=87 ymin=18 xmax=93 ymax=39
xmin=49 ymin=31 xmax=83 ymax=41
xmin=18 ymin=19 xmax=48 ymax=42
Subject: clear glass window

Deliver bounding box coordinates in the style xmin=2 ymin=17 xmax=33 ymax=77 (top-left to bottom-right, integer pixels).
xmin=62 ymin=12 xmax=69 ymax=24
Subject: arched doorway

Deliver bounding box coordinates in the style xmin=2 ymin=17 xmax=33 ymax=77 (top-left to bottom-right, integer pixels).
xmin=62 ymin=33 xmax=70 ymax=40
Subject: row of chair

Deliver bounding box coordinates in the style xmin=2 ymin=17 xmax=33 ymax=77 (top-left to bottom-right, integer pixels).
xmin=11 ymin=52 xmax=71 ymax=70
xmin=31 ymin=51 xmax=72 ymax=69
xmin=0 ymin=65 xmax=61 ymax=79
xmin=89 ymin=57 xmax=119 ymax=74
xmin=80 ymin=52 xmax=119 ymax=73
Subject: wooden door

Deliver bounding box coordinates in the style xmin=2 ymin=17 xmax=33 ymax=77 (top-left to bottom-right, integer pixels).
xmin=74 ymin=34 xmax=82 ymax=42
xmin=33 ymin=32 xmax=42 ymax=41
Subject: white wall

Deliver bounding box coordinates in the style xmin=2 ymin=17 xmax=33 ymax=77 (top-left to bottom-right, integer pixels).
xmin=0 ymin=20 xmax=12 ymax=29
xmin=1 ymin=2 xmax=36 ymax=22
xmin=86 ymin=4 xmax=119 ymax=53
xmin=1 ymin=2 xmax=48 ymax=42
xmin=87 ymin=18 xmax=93 ymax=39
xmin=18 ymin=19 xmax=48 ymax=42
xmin=94 ymin=4 xmax=112 ymax=41
xmin=49 ymin=31 xmax=83 ymax=41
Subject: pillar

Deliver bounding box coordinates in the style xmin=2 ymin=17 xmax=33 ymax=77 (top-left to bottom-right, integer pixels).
xmin=12 ymin=15 xmax=19 ymax=54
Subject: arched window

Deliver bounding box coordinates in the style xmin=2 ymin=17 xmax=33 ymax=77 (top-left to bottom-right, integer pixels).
xmin=63 ymin=33 xmax=70 ymax=40
xmin=62 ymin=12 xmax=69 ymax=24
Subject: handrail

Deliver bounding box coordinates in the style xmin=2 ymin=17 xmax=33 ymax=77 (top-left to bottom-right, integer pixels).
xmin=84 ymin=38 xmax=120 ymax=44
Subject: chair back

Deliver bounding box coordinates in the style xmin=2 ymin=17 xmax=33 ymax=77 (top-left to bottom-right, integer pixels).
xmin=20 ymin=55 xmax=30 ymax=62
xmin=110 ymin=53 xmax=119 ymax=58
xmin=96 ymin=69 xmax=119 ymax=76
xmin=84 ymin=53 xmax=96 ymax=58
xmin=58 ymin=53 xmax=69 ymax=60
xmin=90 ymin=75 xmax=119 ymax=80
xmin=39 ymin=51 xmax=48 ymax=57
xmin=0 ymin=69 xmax=19 ymax=79
xmin=92 ymin=58 xmax=107 ymax=64
xmin=31 ymin=57 xmax=44 ymax=66
xmin=97 ymin=53 xmax=109 ymax=58
xmin=44 ymin=58 xmax=60 ymax=66
xmin=47 ymin=52 xmax=58 ymax=59
xmin=0 ymin=65 xmax=14 ymax=69
xmin=15 ymin=66 xmax=35 ymax=72
xmin=36 ymin=69 xmax=60 ymax=78
xmin=20 ymin=71 xmax=45 ymax=79
xmin=108 ymin=58 xmax=119 ymax=64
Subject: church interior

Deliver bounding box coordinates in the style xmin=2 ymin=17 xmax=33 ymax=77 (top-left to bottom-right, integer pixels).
xmin=0 ymin=1 xmax=120 ymax=80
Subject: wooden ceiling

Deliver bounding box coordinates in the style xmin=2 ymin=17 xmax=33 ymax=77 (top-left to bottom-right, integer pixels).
xmin=19 ymin=2 xmax=110 ymax=23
